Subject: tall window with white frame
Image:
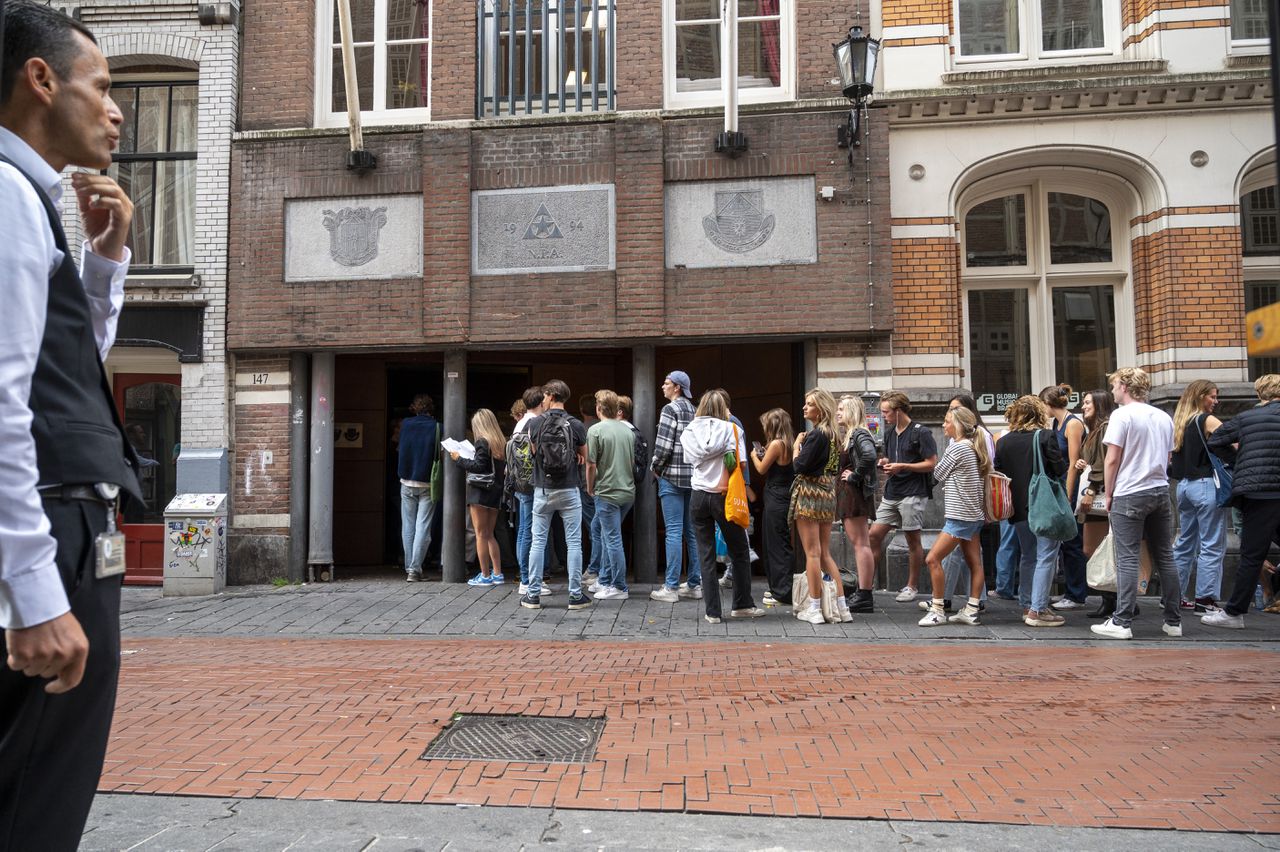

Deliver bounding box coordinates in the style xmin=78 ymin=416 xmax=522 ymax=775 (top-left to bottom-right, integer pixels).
xmin=955 ymin=0 xmax=1116 ymax=62
xmin=664 ymin=0 xmax=792 ymax=108
xmin=1242 ymin=183 xmax=1280 ymax=379
xmin=1230 ymin=0 xmax=1270 ymax=42
xmin=962 ymin=179 xmax=1127 ymax=416
xmin=318 ymin=0 xmax=431 ymax=127
xmin=107 ymin=79 xmax=197 ymax=273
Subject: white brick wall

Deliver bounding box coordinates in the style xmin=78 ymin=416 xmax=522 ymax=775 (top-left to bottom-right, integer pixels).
xmin=62 ymin=3 xmax=238 ymax=452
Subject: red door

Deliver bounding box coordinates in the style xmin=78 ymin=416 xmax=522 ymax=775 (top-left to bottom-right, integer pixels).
xmin=113 ymin=374 xmax=181 ymax=586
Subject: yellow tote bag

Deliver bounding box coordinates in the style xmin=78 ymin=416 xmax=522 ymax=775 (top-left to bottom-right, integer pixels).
xmin=725 ymin=423 xmax=750 ymax=528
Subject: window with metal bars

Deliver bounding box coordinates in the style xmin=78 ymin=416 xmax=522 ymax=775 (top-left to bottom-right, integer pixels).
xmin=476 ymin=0 xmax=615 ymax=118
xmin=107 ymin=80 xmax=197 ymax=272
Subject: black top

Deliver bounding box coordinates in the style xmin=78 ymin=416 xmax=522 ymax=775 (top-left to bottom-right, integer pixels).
xmin=1169 ymin=414 xmax=1213 ymax=481
xmin=883 ymin=420 xmax=937 ymax=499
xmin=764 ymin=456 xmax=795 ymax=491
xmin=1208 ymin=400 xmax=1280 ymax=503
xmin=2 ymin=155 xmax=141 ymax=500
xmin=529 ymin=409 xmax=588 ymax=489
xmin=994 ymin=429 xmax=1068 ymax=523
xmin=457 ymin=438 xmax=506 ymax=507
xmin=793 ymin=429 xmax=836 ymax=476
xmin=839 ymin=429 xmax=879 ymax=498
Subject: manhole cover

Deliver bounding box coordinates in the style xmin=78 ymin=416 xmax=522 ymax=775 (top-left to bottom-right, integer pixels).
xmin=421 ymin=714 xmax=606 ymax=764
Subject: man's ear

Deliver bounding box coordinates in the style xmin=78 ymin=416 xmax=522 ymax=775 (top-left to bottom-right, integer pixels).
xmin=22 ymin=57 xmax=59 ymax=107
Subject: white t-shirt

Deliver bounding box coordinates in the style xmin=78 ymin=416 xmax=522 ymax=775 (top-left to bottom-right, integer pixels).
xmin=1103 ymin=402 xmax=1173 ymax=497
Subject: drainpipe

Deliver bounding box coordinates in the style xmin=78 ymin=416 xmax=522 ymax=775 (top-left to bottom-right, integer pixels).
xmin=335 ymin=0 xmax=376 ymax=171
xmin=714 ymin=0 xmax=748 ymax=156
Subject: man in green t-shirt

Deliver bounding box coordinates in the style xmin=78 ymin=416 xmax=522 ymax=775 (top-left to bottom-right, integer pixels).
xmin=587 ymin=389 xmax=636 ymax=599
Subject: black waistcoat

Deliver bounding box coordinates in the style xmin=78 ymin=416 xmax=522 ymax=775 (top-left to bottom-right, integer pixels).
xmin=1 ymin=154 xmax=141 ymax=500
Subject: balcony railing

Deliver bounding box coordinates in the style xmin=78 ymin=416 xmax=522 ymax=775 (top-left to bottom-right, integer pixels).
xmin=476 ymin=0 xmax=616 ymax=118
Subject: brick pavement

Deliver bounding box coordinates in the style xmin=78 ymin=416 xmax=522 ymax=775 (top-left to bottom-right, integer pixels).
xmin=104 ymin=634 xmax=1280 ymax=833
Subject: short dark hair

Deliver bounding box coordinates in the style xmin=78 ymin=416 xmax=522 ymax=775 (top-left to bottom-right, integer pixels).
xmin=1 ymin=1 xmax=98 ymax=107
xmin=579 ymin=393 xmax=595 ymax=417
xmin=542 ymin=379 xmax=570 ymax=403
xmin=521 ymin=386 xmax=543 ymax=410
xmin=409 ymin=394 xmax=434 ymax=416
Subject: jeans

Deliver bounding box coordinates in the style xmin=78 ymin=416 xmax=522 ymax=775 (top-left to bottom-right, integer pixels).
xmin=515 ymin=491 xmax=534 ymax=585
xmin=1173 ymin=477 xmax=1227 ymax=600
xmin=588 ymin=506 xmax=603 ymax=576
xmin=528 ymin=487 xmax=583 ymax=598
xmin=1224 ymin=497 xmax=1280 ymax=616
xmin=1059 ymin=523 xmax=1088 ymax=603
xmin=1011 ymin=521 xmax=1057 ymax=614
xmin=581 ymin=486 xmax=598 ymax=574
xmin=1110 ymin=486 xmax=1180 ymax=628
xmin=942 ymin=546 xmax=988 ymax=601
xmin=658 ymin=478 xmax=700 ymax=590
xmin=994 ymin=519 xmax=1020 ymax=598
xmin=594 ymin=496 xmax=632 ymax=592
xmin=400 ymin=484 xmax=437 ymax=574
xmin=690 ymin=490 xmax=754 ymax=618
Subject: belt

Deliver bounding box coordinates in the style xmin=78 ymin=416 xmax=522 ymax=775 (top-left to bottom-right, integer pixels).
xmin=37 ymin=484 xmax=118 ymax=506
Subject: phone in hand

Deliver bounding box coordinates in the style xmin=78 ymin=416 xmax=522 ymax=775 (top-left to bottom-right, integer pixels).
xmin=752 ymin=440 xmax=764 ymax=459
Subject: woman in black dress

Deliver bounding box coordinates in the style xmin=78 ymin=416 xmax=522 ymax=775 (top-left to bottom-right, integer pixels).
xmin=451 ymin=408 xmax=507 ymax=586
xmin=751 ymin=407 xmax=795 ymax=607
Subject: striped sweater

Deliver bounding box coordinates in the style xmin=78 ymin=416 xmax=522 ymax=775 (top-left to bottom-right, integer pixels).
xmin=934 ymin=440 xmax=985 ymax=523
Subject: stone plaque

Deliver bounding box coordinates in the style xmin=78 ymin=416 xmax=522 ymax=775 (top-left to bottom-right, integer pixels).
xmin=284 ymin=194 xmax=423 ymax=283
xmin=665 ymin=177 xmax=818 ymax=269
xmin=473 ymin=184 xmax=615 ymax=275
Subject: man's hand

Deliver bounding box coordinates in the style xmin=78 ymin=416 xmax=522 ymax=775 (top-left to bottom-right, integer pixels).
xmin=6 ymin=612 xmax=89 ymax=694
xmin=72 ymin=172 xmax=133 ymax=262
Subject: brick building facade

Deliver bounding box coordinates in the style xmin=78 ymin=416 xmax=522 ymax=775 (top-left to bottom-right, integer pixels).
xmin=227 ymin=0 xmax=894 ymax=582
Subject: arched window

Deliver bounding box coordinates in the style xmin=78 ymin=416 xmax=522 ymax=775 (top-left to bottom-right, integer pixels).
xmin=1242 ymin=182 xmax=1280 ymax=379
xmin=961 ymin=176 xmax=1132 ymax=416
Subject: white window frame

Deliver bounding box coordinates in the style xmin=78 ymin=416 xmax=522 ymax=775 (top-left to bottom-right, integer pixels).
xmin=662 ymin=0 xmax=796 ymax=110
xmin=478 ymin=2 xmax=612 ymax=115
xmin=1229 ymin=0 xmax=1271 ymax=52
xmin=951 ymin=0 xmax=1120 ymax=66
xmin=1241 ymin=170 xmax=1280 ymax=377
xmin=314 ymin=0 xmax=433 ymax=129
xmin=959 ymin=172 xmax=1135 ymax=399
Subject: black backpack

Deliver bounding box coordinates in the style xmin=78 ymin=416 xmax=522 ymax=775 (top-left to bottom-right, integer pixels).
xmin=537 ymin=412 xmax=577 ymax=478
xmin=505 ymin=428 xmax=536 ymax=494
xmin=630 ymin=424 xmax=649 ymax=485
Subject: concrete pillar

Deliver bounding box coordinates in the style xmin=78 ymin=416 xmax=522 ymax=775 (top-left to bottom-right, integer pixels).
xmin=288 ymin=352 xmax=310 ymax=584
xmin=803 ymin=339 xmax=818 ymax=392
xmin=632 ymin=345 xmax=657 ymax=584
xmin=307 ymin=352 xmax=335 ymax=579
xmin=442 ymin=350 xmax=467 ymax=583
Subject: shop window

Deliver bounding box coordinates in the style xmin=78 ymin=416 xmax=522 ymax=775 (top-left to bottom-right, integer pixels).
xmin=955 ymin=0 xmax=1116 ymax=63
xmin=962 ymin=178 xmax=1130 ymax=411
xmin=316 ymin=0 xmax=431 ymax=127
xmin=664 ymin=0 xmax=793 ymax=109
xmin=107 ymin=80 xmax=197 ymax=272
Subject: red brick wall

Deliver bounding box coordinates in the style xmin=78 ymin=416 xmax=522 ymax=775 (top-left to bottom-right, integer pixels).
xmin=1132 ymin=225 xmax=1245 ymax=354
xmin=890 ymin=236 xmax=962 ymax=355
xmin=242 ymin=0 xmax=314 ymax=130
xmin=232 ymin=356 xmax=292 ymax=518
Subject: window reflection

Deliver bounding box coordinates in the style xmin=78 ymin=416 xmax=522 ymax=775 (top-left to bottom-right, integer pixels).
xmin=1048 ymin=193 xmax=1112 ymax=264
xmin=965 ymin=194 xmax=1028 ymax=267
xmin=968 ymin=289 xmax=1032 ymax=401
xmin=1052 ymin=286 xmax=1116 ymax=393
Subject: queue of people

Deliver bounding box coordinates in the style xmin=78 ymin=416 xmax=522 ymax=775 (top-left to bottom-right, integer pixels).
xmin=405 ymin=368 xmax=1280 ymax=634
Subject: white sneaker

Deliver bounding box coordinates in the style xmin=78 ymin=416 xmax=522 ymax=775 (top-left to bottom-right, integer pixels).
xmin=836 ymin=599 xmax=854 ymax=623
xmin=719 ymin=574 xmax=733 ymax=588
xmin=918 ymin=609 xmax=947 ymax=627
xmin=587 ymin=581 xmax=603 ymax=594
xmin=592 ymin=586 xmax=613 ymax=600
xmin=518 ymin=583 xmax=530 ymax=595
xmin=650 ymin=587 xmax=679 ymax=603
xmin=762 ymin=591 xmax=779 ymax=607
xmin=1162 ymin=622 xmax=1183 ymax=637
xmin=1051 ymin=597 xmax=1086 ymax=611
xmin=1091 ymin=617 xmax=1133 ymax=640
xmin=1201 ymin=609 xmax=1244 ymax=629
xmin=948 ymin=608 xmax=982 ymax=626
xmin=796 ymin=605 xmax=825 ymax=625
xmin=609 ymin=588 xmax=630 ymax=600
xmin=730 ymin=607 xmax=766 ymax=618
xmin=895 ymin=586 xmax=918 ymax=602
xmin=540 ymin=585 xmax=556 ymax=596
xmin=678 ymin=585 xmax=703 ymax=600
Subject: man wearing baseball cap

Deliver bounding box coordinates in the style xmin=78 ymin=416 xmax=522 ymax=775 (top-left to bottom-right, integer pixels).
xmin=649 ymin=371 xmax=701 ymax=601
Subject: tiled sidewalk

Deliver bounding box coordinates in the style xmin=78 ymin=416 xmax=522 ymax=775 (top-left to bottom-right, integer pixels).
xmin=104 ymin=636 xmax=1280 ymax=832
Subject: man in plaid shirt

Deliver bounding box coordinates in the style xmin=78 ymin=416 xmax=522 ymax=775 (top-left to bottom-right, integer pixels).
xmin=650 ymin=371 xmax=701 ymax=601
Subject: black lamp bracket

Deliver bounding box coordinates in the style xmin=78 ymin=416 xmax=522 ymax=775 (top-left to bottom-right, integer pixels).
xmin=836 ymin=104 xmax=863 ymax=151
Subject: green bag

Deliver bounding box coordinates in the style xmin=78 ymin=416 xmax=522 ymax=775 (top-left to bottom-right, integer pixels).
xmin=428 ymin=424 xmax=443 ymax=503
xmin=1027 ymin=429 xmax=1077 ymax=541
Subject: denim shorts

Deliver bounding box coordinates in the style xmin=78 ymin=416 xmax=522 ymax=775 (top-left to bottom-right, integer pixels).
xmin=941 ymin=518 xmax=985 ymax=541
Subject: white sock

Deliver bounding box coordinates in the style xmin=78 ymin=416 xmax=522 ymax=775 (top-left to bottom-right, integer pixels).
xmin=808 ymin=597 xmax=822 ymax=610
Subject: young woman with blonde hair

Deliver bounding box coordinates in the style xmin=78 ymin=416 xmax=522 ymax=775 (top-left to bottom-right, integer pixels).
xmin=752 ymin=407 xmax=795 ymax=607
xmin=836 ymin=394 xmax=878 ymax=613
xmin=1170 ymin=379 xmax=1226 ymax=612
xmin=919 ymin=406 xmax=990 ymax=626
xmin=791 ymin=388 xmax=850 ymax=624
xmin=451 ymin=408 xmax=507 ymax=586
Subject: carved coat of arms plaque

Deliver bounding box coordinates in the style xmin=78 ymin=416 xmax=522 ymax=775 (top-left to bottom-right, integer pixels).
xmin=322 ymin=206 xmax=388 ymax=267
xmin=702 ymin=190 xmax=776 ymax=254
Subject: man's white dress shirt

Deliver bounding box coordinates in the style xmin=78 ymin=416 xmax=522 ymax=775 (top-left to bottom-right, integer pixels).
xmin=0 ymin=126 xmax=130 ymax=630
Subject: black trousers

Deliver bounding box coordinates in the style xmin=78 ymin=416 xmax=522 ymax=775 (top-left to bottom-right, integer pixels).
xmin=0 ymin=499 xmax=121 ymax=852
xmin=761 ymin=483 xmax=793 ymax=600
xmin=691 ymin=490 xmax=754 ymax=618
xmin=1225 ymin=497 xmax=1280 ymax=616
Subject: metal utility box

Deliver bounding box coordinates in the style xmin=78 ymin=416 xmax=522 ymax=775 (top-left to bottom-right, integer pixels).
xmin=163 ymin=493 xmax=228 ymax=596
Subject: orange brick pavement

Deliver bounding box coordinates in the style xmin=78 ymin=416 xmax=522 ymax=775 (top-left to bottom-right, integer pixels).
xmin=104 ymin=638 xmax=1280 ymax=832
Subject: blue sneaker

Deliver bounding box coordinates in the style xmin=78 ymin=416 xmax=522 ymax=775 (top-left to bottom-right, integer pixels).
xmin=490 ymin=574 xmax=505 ymax=585
xmin=467 ymin=573 xmax=491 ymax=587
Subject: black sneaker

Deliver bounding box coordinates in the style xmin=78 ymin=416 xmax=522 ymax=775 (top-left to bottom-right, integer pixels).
xmin=1194 ymin=597 xmax=1221 ymax=614
xmin=405 ymin=571 xmax=423 ymax=583
xmin=846 ymin=590 xmax=874 ymax=614
xmin=567 ymin=593 xmax=592 ymax=610
xmin=520 ymin=593 xmax=542 ymax=609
